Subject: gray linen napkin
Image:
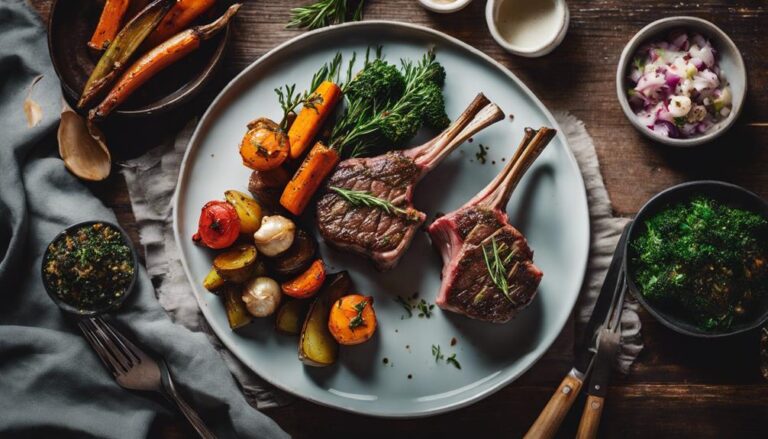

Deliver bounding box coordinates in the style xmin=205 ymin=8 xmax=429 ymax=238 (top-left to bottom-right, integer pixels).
xmin=120 ymin=108 xmax=644 ymax=408
xmin=0 ymin=1 xmax=288 ymax=437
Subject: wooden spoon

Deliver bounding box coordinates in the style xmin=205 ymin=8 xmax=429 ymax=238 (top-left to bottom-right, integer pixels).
xmin=58 ymin=100 xmax=111 ymax=181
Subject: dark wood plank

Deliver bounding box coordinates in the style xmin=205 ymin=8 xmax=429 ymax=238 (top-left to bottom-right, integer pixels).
xmin=27 ymin=0 xmax=768 ymax=437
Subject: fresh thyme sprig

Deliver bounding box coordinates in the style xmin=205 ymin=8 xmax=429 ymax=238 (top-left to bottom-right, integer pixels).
xmin=329 ymin=186 xmax=412 ymax=218
xmin=395 ymin=295 xmax=413 ymax=318
xmin=481 ymin=237 xmax=517 ymax=303
xmin=417 ymin=299 xmax=434 ymax=318
xmin=287 ymin=0 xmax=364 ymax=30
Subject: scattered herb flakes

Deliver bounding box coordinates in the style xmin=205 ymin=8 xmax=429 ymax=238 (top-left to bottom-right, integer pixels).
xmin=446 ymin=353 xmax=461 ymax=369
xmin=417 ymin=299 xmax=435 ymax=318
xmin=475 ymin=144 xmax=488 ymax=164
xmin=382 ymin=357 xmax=389 ymax=365
xmin=395 ymin=295 xmax=413 ymax=318
xmin=407 ymin=374 xmax=413 ymax=379
xmin=431 ymin=344 xmax=444 ymax=363
xmin=508 ymin=114 xmax=514 ymax=120
xmin=450 ymin=337 xmax=457 ymax=346
xmin=468 ymin=137 xmax=474 ymax=143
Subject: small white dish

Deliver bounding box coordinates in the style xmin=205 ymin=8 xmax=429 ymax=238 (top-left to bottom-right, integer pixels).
xmin=418 ymin=0 xmax=473 ymax=14
xmin=616 ymin=16 xmax=747 ymax=147
xmin=485 ymin=0 xmax=569 ymax=57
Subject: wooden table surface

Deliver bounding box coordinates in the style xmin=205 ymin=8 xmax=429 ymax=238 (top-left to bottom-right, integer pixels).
xmin=31 ymin=0 xmax=768 ymax=437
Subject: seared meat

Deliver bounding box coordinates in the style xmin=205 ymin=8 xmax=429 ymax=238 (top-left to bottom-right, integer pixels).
xmin=427 ymin=127 xmax=556 ymax=322
xmin=316 ymin=93 xmax=504 ymax=271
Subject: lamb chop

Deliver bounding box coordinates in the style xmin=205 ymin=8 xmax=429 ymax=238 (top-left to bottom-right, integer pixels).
xmin=427 ymin=127 xmax=557 ymax=323
xmin=316 ymin=93 xmax=504 ymax=271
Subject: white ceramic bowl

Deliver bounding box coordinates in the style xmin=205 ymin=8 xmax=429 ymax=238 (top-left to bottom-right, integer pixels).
xmin=616 ymin=16 xmax=747 ymax=147
xmin=418 ymin=0 xmax=473 ymax=14
xmin=485 ymin=0 xmax=569 ymax=57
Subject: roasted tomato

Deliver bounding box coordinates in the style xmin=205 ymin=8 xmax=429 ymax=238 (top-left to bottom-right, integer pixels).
xmin=193 ymin=200 xmax=240 ymax=249
xmin=239 ymin=118 xmax=289 ymax=171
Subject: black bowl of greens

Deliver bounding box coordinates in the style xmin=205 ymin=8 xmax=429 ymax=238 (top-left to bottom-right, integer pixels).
xmin=42 ymin=221 xmax=138 ymax=316
xmin=626 ymin=181 xmax=768 ymax=338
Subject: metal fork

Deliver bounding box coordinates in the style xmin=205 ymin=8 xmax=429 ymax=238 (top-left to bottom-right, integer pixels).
xmin=78 ymin=317 xmax=217 ymax=439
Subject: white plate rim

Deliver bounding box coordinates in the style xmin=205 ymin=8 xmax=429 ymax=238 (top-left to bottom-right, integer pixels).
xmin=172 ymin=20 xmax=590 ymax=418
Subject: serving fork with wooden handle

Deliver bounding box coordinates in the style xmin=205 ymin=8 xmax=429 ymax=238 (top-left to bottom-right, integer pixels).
xmin=78 ymin=317 xmax=217 ymax=439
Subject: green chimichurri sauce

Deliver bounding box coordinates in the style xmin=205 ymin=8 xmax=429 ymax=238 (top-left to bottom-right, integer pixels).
xmin=630 ymin=197 xmax=768 ymax=331
xmin=44 ymin=223 xmax=134 ymax=311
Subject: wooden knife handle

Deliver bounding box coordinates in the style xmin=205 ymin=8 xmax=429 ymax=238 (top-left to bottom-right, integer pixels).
xmin=575 ymin=394 xmax=605 ymax=439
xmin=523 ymin=371 xmax=584 ymax=439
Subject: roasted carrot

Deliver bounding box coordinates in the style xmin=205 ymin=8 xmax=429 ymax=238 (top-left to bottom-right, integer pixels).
xmin=78 ymin=0 xmax=175 ymax=109
xmin=279 ymin=141 xmax=340 ymax=215
xmin=144 ymin=0 xmax=217 ymax=48
xmin=288 ymin=81 xmax=341 ymax=160
xmin=282 ymin=259 xmax=326 ymax=299
xmin=328 ymin=295 xmax=377 ymax=345
xmin=88 ymin=0 xmax=132 ymax=51
xmin=89 ymin=4 xmax=241 ymax=120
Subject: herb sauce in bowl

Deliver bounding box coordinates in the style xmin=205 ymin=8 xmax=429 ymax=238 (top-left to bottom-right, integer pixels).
xmin=43 ymin=221 xmax=137 ymax=315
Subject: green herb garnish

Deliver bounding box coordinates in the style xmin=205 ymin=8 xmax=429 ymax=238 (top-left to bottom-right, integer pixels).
xmin=673 ymin=116 xmax=686 ymax=127
xmin=330 ymin=186 xmax=412 ymax=218
xmin=395 ymin=295 xmax=414 ymax=318
xmin=446 ymin=353 xmax=461 ymax=369
xmin=631 ymin=196 xmax=768 ymax=331
xmin=475 ymin=144 xmax=488 ymax=164
xmin=481 ymin=237 xmax=518 ymax=303
xmin=431 ymin=344 xmax=444 ymax=363
xmin=288 ymin=0 xmax=364 ymax=30
xmin=349 ymin=300 xmax=367 ymax=329
xmin=417 ymin=299 xmax=434 ymax=318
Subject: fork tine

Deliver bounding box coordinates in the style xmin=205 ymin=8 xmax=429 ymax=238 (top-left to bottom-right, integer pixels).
xmin=79 ymin=319 xmax=125 ymax=376
xmin=93 ymin=317 xmax=142 ymax=365
xmin=84 ymin=318 xmax=133 ymax=373
xmin=78 ymin=320 xmax=116 ymax=375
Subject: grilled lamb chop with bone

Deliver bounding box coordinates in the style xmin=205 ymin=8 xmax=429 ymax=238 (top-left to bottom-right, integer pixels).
xmin=427 ymin=127 xmax=556 ymax=323
xmin=316 ymin=93 xmax=504 ymax=271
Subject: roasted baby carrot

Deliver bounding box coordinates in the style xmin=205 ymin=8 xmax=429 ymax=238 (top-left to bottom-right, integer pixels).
xmin=90 ymin=4 xmax=241 ymax=120
xmin=78 ymin=0 xmax=175 ymax=109
xmin=88 ymin=0 xmax=132 ymax=51
xmin=280 ymin=141 xmax=340 ymax=215
xmin=281 ymin=259 xmax=326 ymax=299
xmin=144 ymin=0 xmax=217 ymax=48
xmin=288 ymin=81 xmax=341 ymax=160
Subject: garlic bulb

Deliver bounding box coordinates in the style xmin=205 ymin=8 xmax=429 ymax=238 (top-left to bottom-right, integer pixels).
xmin=241 ymin=277 xmax=281 ymax=317
xmin=253 ymin=215 xmax=295 ymax=256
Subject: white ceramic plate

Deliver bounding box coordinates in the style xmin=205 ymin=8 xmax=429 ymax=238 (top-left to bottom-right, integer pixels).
xmin=173 ymin=21 xmax=589 ymax=418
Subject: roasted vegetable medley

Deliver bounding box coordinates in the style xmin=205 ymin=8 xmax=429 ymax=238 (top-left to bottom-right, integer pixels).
xmin=631 ymin=197 xmax=768 ymax=331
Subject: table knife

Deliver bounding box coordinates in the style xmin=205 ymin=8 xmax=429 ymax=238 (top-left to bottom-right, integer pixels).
xmin=523 ymin=223 xmax=630 ymax=439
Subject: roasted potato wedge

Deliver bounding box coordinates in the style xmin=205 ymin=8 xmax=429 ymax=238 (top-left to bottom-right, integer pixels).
xmin=203 ymin=266 xmax=227 ymax=292
xmin=275 ymin=299 xmax=310 ymax=335
xmin=224 ymin=190 xmax=263 ymax=235
xmin=270 ymin=229 xmax=316 ymax=277
xmin=223 ymin=285 xmax=253 ymax=329
xmin=299 ymin=271 xmax=353 ymax=367
xmin=213 ymin=244 xmax=257 ymax=283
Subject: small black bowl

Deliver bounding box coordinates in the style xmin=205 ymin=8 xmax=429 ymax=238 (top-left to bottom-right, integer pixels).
xmin=47 ymin=0 xmax=230 ymax=118
xmin=41 ymin=221 xmax=139 ymax=316
xmin=625 ymin=180 xmax=768 ymax=338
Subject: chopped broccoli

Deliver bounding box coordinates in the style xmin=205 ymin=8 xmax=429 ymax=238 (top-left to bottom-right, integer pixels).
xmin=630 ymin=196 xmax=768 ymax=331
xmin=420 ymin=82 xmax=450 ymax=130
xmin=346 ymin=58 xmax=405 ymax=104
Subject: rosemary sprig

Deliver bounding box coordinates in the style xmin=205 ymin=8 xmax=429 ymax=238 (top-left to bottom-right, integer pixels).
xmin=395 ymin=295 xmax=413 ymax=318
xmin=274 ymin=84 xmax=323 ymax=131
xmin=349 ymin=300 xmax=367 ymax=329
xmin=287 ymin=0 xmax=364 ymax=30
xmin=481 ymin=237 xmax=517 ymax=303
xmin=329 ymin=186 xmax=412 ymax=218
